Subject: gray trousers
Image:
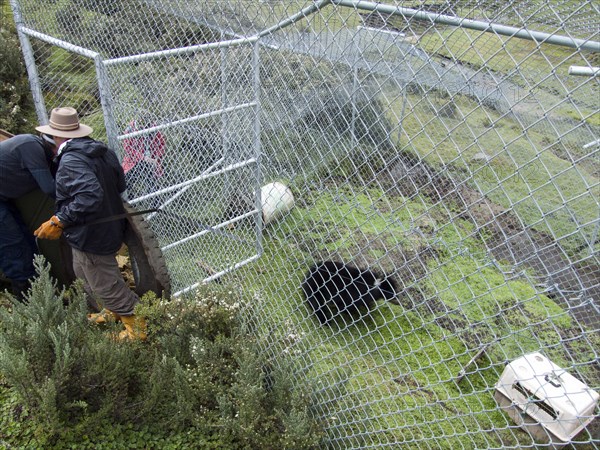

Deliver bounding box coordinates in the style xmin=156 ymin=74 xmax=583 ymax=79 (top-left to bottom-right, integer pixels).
xmin=72 ymin=248 xmax=139 ymax=316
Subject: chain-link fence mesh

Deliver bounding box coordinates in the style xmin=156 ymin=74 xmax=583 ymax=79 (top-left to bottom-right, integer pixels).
xmin=9 ymin=0 xmax=600 ymax=448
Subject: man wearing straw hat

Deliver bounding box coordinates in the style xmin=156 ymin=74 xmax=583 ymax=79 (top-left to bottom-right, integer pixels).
xmin=0 ymin=125 xmax=58 ymax=300
xmin=34 ymin=107 xmax=147 ymax=341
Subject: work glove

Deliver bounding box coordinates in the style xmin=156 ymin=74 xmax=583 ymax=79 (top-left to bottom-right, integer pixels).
xmin=34 ymin=215 xmax=64 ymax=240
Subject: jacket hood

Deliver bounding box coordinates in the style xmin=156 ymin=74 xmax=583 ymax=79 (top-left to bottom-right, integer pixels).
xmin=59 ymin=137 xmax=107 ymax=159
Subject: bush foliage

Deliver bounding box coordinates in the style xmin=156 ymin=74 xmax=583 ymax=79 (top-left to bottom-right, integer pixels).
xmin=0 ymin=257 xmax=324 ymax=449
xmin=0 ymin=2 xmax=36 ymax=134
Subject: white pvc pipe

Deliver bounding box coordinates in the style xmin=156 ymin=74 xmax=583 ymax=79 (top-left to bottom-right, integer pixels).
xmin=568 ymin=66 xmax=600 ymax=77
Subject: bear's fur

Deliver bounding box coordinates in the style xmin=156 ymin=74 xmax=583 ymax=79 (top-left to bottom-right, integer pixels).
xmin=301 ymin=260 xmax=397 ymax=325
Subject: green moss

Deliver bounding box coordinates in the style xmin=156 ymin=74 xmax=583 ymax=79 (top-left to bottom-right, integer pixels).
xmin=584 ymin=111 xmax=600 ymax=127
xmin=280 ymin=185 xmax=427 ymax=255
xmin=428 ymin=254 xmax=571 ymax=328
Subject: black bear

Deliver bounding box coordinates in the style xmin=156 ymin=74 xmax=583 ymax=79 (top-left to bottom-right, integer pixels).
xmin=301 ymin=260 xmax=398 ymax=325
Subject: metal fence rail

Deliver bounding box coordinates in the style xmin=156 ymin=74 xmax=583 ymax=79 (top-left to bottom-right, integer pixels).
xmin=9 ymin=0 xmax=600 ymax=448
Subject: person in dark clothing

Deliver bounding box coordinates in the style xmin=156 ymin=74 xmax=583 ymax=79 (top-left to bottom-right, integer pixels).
xmin=0 ymin=133 xmax=58 ymax=300
xmin=34 ymin=107 xmax=146 ymax=341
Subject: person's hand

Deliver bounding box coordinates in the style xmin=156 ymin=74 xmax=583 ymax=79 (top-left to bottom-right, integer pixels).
xmin=143 ymin=156 xmax=157 ymax=166
xmin=34 ymin=215 xmax=64 ymax=240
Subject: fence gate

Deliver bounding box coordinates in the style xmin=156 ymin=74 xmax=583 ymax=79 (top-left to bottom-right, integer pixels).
xmin=105 ymin=38 xmax=264 ymax=296
xmin=10 ymin=0 xmax=264 ymax=295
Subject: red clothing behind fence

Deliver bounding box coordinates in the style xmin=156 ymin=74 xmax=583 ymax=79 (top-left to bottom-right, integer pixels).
xmin=121 ymin=120 xmax=166 ymax=177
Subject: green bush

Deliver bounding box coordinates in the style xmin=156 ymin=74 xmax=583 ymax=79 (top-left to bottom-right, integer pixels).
xmin=0 ymin=257 xmax=324 ymax=449
xmin=0 ymin=4 xmax=36 ymax=134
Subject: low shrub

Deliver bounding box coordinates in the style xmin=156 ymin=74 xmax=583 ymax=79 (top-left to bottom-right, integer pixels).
xmin=0 ymin=257 xmax=324 ymax=449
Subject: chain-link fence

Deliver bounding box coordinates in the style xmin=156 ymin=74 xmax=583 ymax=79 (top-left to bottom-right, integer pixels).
xmin=9 ymin=0 xmax=600 ymax=448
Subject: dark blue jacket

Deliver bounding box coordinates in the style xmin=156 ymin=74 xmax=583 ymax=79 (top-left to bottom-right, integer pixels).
xmin=55 ymin=138 xmax=127 ymax=255
xmin=0 ymin=134 xmax=55 ymax=201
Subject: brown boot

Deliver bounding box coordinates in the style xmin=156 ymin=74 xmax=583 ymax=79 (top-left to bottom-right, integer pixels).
xmin=88 ymin=309 xmax=120 ymax=324
xmin=118 ymin=315 xmax=147 ymax=341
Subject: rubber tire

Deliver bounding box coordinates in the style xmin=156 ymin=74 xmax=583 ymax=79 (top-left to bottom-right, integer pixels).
xmin=123 ymin=202 xmax=171 ymax=298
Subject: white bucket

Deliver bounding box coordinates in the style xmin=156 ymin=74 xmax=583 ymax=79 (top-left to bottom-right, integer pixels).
xmin=261 ymin=182 xmax=295 ymax=225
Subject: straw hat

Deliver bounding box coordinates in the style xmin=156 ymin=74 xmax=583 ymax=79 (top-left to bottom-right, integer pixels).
xmin=36 ymin=107 xmax=93 ymax=138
